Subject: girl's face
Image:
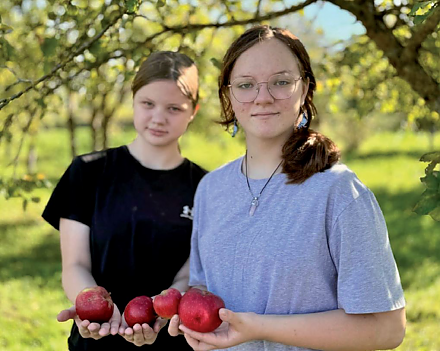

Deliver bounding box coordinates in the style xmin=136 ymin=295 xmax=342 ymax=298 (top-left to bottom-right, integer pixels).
xmin=133 ymin=80 xmax=197 ymax=148
xmin=229 ymin=38 xmax=309 ymax=143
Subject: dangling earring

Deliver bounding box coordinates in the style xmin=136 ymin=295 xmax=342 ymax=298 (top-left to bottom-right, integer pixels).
xmin=297 ymin=110 xmax=307 ymax=129
xmin=231 ymin=118 xmax=238 ymax=137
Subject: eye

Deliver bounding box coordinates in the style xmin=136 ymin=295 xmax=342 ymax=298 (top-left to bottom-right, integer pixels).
xmin=143 ymin=101 xmax=154 ymax=107
xmin=236 ymin=82 xmax=254 ymax=90
xmin=169 ymin=106 xmax=183 ymax=112
xmin=273 ymin=79 xmax=292 ymax=87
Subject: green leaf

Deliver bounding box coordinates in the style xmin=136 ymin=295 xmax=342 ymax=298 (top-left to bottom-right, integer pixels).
xmin=428 ymin=205 xmax=440 ymax=221
xmin=420 ymin=173 xmax=440 ymax=190
xmin=413 ymin=194 xmax=440 ymax=215
xmin=414 ymin=13 xmax=430 ymax=24
xmin=420 ymin=151 xmax=440 ymax=163
xmin=126 ymin=0 xmax=140 ymax=13
xmin=409 ymin=1 xmax=432 ymax=15
xmin=0 ymin=23 xmax=13 ymax=35
xmin=41 ymin=37 xmax=59 ymax=57
xmin=210 ymin=57 xmax=222 ymax=70
xmin=156 ymin=0 xmax=166 ymax=8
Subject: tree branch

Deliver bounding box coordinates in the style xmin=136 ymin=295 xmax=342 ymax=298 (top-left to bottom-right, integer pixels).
xmin=405 ymin=4 xmax=440 ymax=52
xmin=0 ymin=10 xmax=125 ymax=111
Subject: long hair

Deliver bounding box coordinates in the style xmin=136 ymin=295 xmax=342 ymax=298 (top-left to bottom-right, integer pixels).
xmin=218 ymin=25 xmax=340 ymax=183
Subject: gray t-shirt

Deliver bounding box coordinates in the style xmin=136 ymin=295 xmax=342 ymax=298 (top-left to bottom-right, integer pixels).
xmin=189 ymin=157 xmax=405 ymax=351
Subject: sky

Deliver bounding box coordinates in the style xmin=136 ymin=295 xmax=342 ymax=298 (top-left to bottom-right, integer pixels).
xmin=302 ymin=1 xmax=366 ymax=43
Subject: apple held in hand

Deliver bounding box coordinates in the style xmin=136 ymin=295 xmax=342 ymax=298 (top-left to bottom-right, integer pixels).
xmin=124 ymin=296 xmax=156 ymax=327
xmin=153 ymin=288 xmax=182 ymax=319
xmin=75 ymin=286 xmax=114 ymax=323
xmin=178 ymin=288 xmax=225 ymax=333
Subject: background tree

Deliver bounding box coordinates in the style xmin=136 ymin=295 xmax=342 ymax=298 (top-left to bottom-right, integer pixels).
xmin=0 ymin=0 xmax=439 ymax=219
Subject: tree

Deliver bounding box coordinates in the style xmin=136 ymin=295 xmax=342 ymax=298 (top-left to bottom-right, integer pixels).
xmin=0 ymin=0 xmax=439 ymax=217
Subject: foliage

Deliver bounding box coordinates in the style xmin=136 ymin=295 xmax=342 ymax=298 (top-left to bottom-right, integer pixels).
xmin=1 ymin=0 xmax=439 ymax=219
xmin=413 ymin=151 xmax=440 ymax=221
xmin=0 ymin=174 xmax=51 ymax=211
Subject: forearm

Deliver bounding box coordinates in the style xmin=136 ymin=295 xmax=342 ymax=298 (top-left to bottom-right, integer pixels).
xmin=169 ymin=258 xmax=190 ymax=293
xmin=254 ymin=308 xmax=405 ymax=351
xmin=62 ymin=264 xmax=97 ymax=303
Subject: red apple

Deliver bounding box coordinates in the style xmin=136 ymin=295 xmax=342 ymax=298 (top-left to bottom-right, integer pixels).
xmin=75 ymin=286 xmax=114 ymax=323
xmin=153 ymin=288 xmax=182 ymax=319
xmin=178 ymin=288 xmax=225 ymax=333
xmin=124 ymin=296 xmax=156 ymax=327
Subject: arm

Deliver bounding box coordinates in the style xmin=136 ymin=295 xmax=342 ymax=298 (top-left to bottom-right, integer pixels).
xmin=59 ymin=218 xmax=95 ymax=302
xmin=169 ymin=258 xmax=191 ymax=293
xmin=180 ymin=307 xmax=406 ymax=351
xmin=57 ymin=218 xmax=121 ymax=338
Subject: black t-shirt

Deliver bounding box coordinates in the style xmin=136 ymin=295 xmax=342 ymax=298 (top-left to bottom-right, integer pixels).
xmin=42 ymin=145 xmax=207 ymax=350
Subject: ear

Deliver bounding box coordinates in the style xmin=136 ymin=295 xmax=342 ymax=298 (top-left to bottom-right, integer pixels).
xmin=300 ymin=77 xmax=310 ymax=106
xmin=189 ymin=104 xmax=200 ymax=122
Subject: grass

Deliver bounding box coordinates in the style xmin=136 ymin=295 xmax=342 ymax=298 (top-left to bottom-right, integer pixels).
xmin=1 ymin=127 xmax=439 ymax=350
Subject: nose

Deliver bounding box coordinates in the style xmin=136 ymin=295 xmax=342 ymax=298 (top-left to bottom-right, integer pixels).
xmin=254 ymin=82 xmax=274 ymax=104
xmin=151 ymin=108 xmax=167 ymax=124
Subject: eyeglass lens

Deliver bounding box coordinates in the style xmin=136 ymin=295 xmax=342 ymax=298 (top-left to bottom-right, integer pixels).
xmin=230 ymin=73 xmax=300 ymax=102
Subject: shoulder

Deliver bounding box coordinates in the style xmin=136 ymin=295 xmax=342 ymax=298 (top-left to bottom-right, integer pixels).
xmin=199 ymin=157 xmax=241 ymax=186
xmin=187 ymin=160 xmax=209 ymax=179
xmin=72 ymin=146 xmax=125 ymax=172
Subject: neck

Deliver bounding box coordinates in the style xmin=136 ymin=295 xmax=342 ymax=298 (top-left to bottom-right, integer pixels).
xmin=128 ymin=137 xmax=183 ymax=170
xmin=244 ymin=139 xmax=284 ymax=179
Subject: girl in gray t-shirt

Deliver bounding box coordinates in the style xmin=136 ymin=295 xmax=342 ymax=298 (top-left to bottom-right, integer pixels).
xmin=172 ymin=25 xmax=406 ymax=351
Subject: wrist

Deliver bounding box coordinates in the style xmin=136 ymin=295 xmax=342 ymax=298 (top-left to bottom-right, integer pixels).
xmin=247 ymin=312 xmax=267 ymax=341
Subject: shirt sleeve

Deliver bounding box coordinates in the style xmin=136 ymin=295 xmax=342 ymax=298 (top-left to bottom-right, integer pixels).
xmin=42 ymin=156 xmax=99 ymax=230
xmin=329 ymin=190 xmax=406 ymax=314
xmin=188 ymin=183 xmax=207 ymax=287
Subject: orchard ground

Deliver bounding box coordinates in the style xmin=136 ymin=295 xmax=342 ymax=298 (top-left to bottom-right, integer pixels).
xmin=0 ymin=128 xmax=439 ymax=350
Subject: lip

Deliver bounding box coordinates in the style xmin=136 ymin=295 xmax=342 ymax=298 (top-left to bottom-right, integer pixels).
xmin=251 ymin=112 xmax=280 ymax=117
xmin=148 ymin=128 xmax=168 ymax=136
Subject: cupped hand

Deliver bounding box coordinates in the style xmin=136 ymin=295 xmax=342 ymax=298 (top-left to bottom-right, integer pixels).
xmin=118 ymin=313 xmax=168 ymax=346
xmin=179 ymin=308 xmax=256 ymax=351
xmin=57 ymin=304 xmax=121 ymax=340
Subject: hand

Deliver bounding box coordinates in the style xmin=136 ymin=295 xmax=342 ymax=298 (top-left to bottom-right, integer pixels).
xmin=179 ymin=308 xmax=256 ymax=351
xmin=168 ymin=314 xmax=184 ymax=337
xmin=118 ymin=313 xmax=168 ymax=346
xmin=57 ymin=304 xmax=121 ymax=340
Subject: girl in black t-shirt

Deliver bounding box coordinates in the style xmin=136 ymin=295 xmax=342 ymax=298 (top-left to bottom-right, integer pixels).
xmin=43 ymin=51 xmax=206 ymax=350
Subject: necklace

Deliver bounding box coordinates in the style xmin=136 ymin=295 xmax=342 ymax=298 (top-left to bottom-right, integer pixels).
xmin=245 ymin=151 xmax=283 ymax=216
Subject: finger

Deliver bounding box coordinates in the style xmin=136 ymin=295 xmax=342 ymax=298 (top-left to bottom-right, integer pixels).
xmin=179 ymin=325 xmax=212 ymax=344
xmin=57 ymin=307 xmax=76 ymax=322
xmin=78 ymin=320 xmax=91 ymax=338
xmin=153 ymin=317 xmax=168 ymax=333
xmin=184 ymin=332 xmax=213 ymax=351
xmin=122 ymin=327 xmax=134 ymax=342
xmin=168 ymin=315 xmax=182 ymax=337
xmin=98 ymin=322 xmax=111 ymax=337
xmin=110 ymin=319 xmax=120 ymax=335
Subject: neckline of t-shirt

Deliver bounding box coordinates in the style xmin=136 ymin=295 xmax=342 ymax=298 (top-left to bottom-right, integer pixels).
xmin=235 ymin=155 xmax=286 ymax=184
xmin=121 ymin=145 xmax=189 ymax=173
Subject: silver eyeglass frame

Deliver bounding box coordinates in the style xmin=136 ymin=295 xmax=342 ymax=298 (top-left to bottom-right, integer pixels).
xmin=227 ymin=75 xmax=303 ymax=103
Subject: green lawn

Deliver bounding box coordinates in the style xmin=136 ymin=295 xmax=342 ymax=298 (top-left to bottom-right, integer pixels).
xmin=0 ymin=128 xmax=439 ymax=350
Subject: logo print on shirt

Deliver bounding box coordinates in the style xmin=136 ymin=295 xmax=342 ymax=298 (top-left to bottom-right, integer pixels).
xmin=180 ymin=205 xmax=193 ymax=220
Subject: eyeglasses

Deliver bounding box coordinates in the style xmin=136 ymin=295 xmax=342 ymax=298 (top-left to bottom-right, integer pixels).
xmin=228 ymin=73 xmax=303 ymax=103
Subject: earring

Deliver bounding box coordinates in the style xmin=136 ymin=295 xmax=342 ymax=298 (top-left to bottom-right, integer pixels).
xmin=297 ymin=112 xmax=307 ymax=129
xmin=231 ymin=118 xmax=238 ymax=137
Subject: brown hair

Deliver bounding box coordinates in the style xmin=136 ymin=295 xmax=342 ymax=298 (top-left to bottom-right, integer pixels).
xmin=218 ymin=25 xmax=340 ymax=184
xmin=132 ymin=51 xmax=199 ymax=108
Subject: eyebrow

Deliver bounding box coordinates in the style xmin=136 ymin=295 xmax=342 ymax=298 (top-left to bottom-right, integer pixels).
xmin=233 ymin=70 xmax=295 ymax=79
